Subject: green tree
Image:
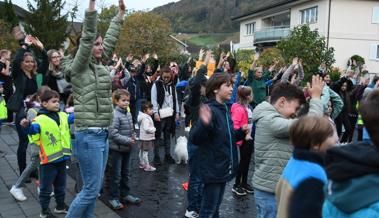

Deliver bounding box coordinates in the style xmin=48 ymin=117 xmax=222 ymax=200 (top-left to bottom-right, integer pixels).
xmin=0 ymin=0 xmax=19 ymax=28
xmin=24 ymin=0 xmax=69 ymax=50
xmin=234 ymin=49 xmax=255 ymax=78
xmin=277 ymin=25 xmax=335 ymax=81
xmin=97 ymin=5 xmax=118 ymax=37
xmin=117 ymin=12 xmax=175 ymax=58
xmin=257 ymin=48 xmax=285 ymax=69
xmin=0 ymin=19 xmax=19 ymax=52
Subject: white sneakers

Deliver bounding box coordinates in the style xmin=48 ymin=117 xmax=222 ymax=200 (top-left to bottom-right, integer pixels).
xmin=185 ymin=210 xmax=199 ymax=218
xmin=10 ymin=186 xmax=27 ymax=201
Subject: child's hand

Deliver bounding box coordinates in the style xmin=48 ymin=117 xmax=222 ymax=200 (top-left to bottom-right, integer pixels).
xmin=307 ymin=75 xmax=324 ymax=99
xmin=199 ymin=105 xmax=212 ymax=126
xmin=241 ymin=124 xmax=249 ymax=134
xmin=20 ymin=118 xmax=30 ymax=127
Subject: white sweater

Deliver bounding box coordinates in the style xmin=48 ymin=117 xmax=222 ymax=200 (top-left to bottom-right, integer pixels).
xmin=137 ymin=112 xmax=156 ymax=141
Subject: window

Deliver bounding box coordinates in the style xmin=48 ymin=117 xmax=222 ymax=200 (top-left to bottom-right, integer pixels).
xmin=245 ymin=22 xmax=255 ymax=35
xmin=301 ymin=6 xmax=318 ymax=24
xmin=373 ymin=7 xmax=379 ymax=24
xmin=370 ymin=44 xmax=379 ymax=60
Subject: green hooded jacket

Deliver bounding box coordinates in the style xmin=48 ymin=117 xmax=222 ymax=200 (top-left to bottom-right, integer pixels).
xmin=61 ymin=11 xmax=123 ymax=130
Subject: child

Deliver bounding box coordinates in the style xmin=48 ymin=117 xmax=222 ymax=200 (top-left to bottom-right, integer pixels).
xmin=10 ymin=86 xmax=50 ymax=201
xmin=108 ymin=89 xmax=141 ymax=210
xmin=252 ymin=76 xmax=324 ymax=218
xmin=323 ymin=89 xmax=379 ymax=217
xmin=189 ymin=73 xmax=247 ymax=217
xmin=137 ymin=100 xmax=156 ymax=171
xmin=24 ymin=90 xmax=73 ymax=218
xmin=276 ymin=116 xmax=338 ymax=218
xmin=231 ymin=85 xmax=254 ymax=196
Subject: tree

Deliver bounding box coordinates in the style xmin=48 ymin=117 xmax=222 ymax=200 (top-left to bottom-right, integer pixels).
xmin=277 ymin=25 xmax=335 ymax=81
xmin=117 ymin=12 xmax=175 ymax=58
xmin=97 ymin=5 xmax=118 ymax=37
xmin=0 ymin=0 xmax=19 ymax=28
xmin=24 ymin=0 xmax=69 ymax=50
xmin=0 ymin=19 xmax=19 ymax=52
xmin=234 ymin=49 xmax=255 ymax=78
xmin=257 ymin=48 xmax=285 ymax=69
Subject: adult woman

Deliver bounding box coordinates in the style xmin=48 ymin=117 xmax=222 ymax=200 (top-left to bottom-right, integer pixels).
xmin=61 ymin=0 xmax=125 ymax=217
xmin=43 ymin=49 xmax=70 ymax=104
xmin=11 ymin=35 xmax=47 ymax=175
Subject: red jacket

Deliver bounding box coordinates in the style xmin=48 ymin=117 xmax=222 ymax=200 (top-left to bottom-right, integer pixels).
xmin=231 ymin=103 xmax=248 ymax=146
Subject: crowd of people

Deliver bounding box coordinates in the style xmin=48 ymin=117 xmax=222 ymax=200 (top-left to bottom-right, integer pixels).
xmin=0 ymin=0 xmax=378 ymax=218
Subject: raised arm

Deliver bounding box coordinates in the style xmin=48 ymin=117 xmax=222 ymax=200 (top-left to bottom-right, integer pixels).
xmin=102 ymin=0 xmax=125 ymax=60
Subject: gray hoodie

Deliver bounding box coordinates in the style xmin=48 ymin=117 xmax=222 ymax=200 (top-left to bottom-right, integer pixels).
xmin=252 ymin=99 xmax=323 ymax=193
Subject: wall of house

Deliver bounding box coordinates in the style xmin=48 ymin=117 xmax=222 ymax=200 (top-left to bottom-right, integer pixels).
xmin=329 ymin=0 xmax=379 ymax=73
xmin=238 ymin=18 xmax=261 ymax=49
xmin=290 ymin=0 xmax=328 ymax=34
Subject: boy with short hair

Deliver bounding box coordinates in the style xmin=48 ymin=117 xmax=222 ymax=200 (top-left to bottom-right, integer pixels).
xmin=323 ymin=89 xmax=379 ymax=218
xmin=23 ymin=90 xmax=73 ymax=218
xmin=252 ymin=76 xmax=324 ymax=218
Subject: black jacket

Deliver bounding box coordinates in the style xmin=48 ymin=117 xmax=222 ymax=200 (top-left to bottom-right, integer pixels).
xmin=189 ymin=100 xmax=245 ymax=183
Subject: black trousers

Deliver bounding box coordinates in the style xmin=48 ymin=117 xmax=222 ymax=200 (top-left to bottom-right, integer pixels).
xmin=335 ymin=112 xmax=351 ymax=143
xmin=235 ymin=140 xmax=254 ymax=186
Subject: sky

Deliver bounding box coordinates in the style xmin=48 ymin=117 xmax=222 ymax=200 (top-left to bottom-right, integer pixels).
xmin=8 ymin=0 xmax=180 ymax=21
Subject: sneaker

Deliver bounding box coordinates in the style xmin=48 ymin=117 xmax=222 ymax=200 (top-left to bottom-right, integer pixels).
xmin=232 ymin=185 xmax=247 ymax=196
xmin=108 ymin=199 xmax=124 ymax=210
xmin=50 ymin=191 xmax=55 ymax=197
xmin=134 ymin=124 xmax=139 ymax=130
xmin=184 ymin=127 xmax=191 ymax=132
xmin=143 ymin=164 xmax=156 ymax=172
xmin=122 ymin=195 xmax=142 ymax=204
xmin=242 ymin=184 xmax=254 ymax=194
xmin=139 ymin=163 xmax=146 ymax=169
xmin=40 ymin=209 xmax=57 ymax=218
xmin=185 ymin=210 xmax=199 ymax=218
xmin=10 ymin=186 xmax=27 ymax=201
xmin=164 ymin=155 xmax=175 ymax=164
xmin=54 ymin=203 xmax=69 ymax=214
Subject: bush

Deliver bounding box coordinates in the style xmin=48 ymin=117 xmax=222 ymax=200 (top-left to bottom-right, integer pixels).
xmin=234 ymin=49 xmax=255 ymax=78
xmin=257 ymin=48 xmax=285 ymax=69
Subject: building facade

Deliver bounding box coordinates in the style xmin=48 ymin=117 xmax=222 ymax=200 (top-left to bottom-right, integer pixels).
xmin=232 ymin=0 xmax=379 ymax=73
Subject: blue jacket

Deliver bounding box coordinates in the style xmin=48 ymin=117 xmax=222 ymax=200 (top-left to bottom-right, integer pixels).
xmin=189 ymin=100 xmax=245 ymax=183
xmin=323 ymin=142 xmax=379 ymax=218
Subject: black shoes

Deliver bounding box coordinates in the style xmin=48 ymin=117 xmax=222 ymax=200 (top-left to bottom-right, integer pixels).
xmin=241 ymin=184 xmax=254 ymax=194
xmin=232 ymin=185 xmax=247 ymax=196
xmin=164 ymin=155 xmax=175 ymax=164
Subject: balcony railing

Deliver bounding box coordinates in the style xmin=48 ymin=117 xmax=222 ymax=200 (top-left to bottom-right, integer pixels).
xmin=254 ymin=26 xmax=291 ymax=44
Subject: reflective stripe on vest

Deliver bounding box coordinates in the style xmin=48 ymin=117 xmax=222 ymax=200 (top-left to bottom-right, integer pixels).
xmin=0 ymin=99 xmax=7 ymax=120
xmin=356 ymin=102 xmax=364 ymax=125
xmin=30 ymin=112 xmax=72 ymax=164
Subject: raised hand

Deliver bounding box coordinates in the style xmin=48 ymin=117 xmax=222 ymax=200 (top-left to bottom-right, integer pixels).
xmin=33 ymin=37 xmax=44 ymax=50
xmin=307 ymin=75 xmax=324 ymax=99
xmin=118 ymin=0 xmax=125 ymax=18
xmin=199 ymin=49 xmax=205 ymax=61
xmin=199 ymin=104 xmax=212 ymax=126
xmin=292 ymin=57 xmax=299 ymax=66
xmin=24 ymin=35 xmax=34 ymax=46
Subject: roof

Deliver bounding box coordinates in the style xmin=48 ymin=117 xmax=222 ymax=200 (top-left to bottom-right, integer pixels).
xmin=0 ymin=2 xmax=30 ymax=19
xmin=232 ymin=0 xmax=302 ymax=21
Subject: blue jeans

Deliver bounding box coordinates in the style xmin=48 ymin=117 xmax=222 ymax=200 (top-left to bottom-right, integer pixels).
xmin=39 ymin=160 xmax=67 ymax=211
xmin=187 ymin=143 xmax=203 ymax=213
xmin=254 ymin=189 xmax=277 ymax=218
xmin=108 ymin=150 xmax=131 ymax=199
xmin=199 ymin=182 xmax=226 ymax=218
xmin=67 ymin=129 xmax=109 ymax=218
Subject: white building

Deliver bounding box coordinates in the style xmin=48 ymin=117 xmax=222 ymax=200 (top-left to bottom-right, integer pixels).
xmin=232 ymin=0 xmax=379 ymax=73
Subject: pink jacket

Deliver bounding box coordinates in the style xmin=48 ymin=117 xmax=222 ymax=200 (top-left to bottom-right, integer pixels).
xmin=231 ymin=103 xmax=248 ymax=146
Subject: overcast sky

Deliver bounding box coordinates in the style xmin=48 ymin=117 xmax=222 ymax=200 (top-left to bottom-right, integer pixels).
xmin=8 ymin=0 xmax=179 ymax=21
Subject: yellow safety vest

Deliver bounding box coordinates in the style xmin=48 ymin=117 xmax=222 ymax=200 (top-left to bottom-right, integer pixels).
xmin=30 ymin=112 xmax=72 ymax=164
xmin=356 ymin=102 xmax=364 ymax=125
xmin=0 ymin=98 xmax=7 ymax=120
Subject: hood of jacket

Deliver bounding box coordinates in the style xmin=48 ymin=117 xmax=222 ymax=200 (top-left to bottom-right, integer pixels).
xmin=325 ymin=142 xmax=379 ymax=213
xmin=137 ymin=111 xmax=150 ymax=123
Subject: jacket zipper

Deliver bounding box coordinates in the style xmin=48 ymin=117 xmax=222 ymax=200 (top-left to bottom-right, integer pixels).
xmin=225 ymin=103 xmax=233 ymax=175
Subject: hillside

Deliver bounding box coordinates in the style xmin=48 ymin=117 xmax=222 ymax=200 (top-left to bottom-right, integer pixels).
xmin=152 ymin=0 xmax=254 ymax=33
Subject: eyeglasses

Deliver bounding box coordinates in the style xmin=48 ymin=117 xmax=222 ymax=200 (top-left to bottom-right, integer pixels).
xmin=51 ymin=56 xmax=60 ymax=59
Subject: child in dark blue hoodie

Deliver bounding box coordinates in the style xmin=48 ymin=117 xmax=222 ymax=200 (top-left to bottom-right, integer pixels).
xmin=189 ymin=73 xmax=247 ymax=218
